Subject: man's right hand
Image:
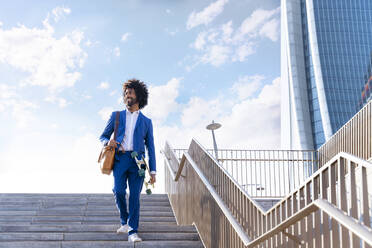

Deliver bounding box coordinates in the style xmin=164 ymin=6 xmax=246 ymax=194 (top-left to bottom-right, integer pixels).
xmin=108 ymin=139 xmax=119 ymax=148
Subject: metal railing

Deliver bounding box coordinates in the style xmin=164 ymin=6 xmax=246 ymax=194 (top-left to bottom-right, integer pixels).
xmin=174 ymin=148 xmax=318 ymax=198
xmin=249 ymin=152 xmax=372 ymax=247
xmin=164 ymin=139 xmax=372 ymax=247
xmin=318 ymin=100 xmax=372 ymax=167
xmin=164 ymin=140 xmax=255 ymax=248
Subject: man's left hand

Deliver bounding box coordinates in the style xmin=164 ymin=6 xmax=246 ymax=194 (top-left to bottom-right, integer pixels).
xmin=150 ymin=174 xmax=156 ymax=184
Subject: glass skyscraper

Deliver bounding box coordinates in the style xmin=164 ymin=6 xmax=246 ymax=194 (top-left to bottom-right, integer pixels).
xmin=281 ymin=0 xmax=372 ymax=150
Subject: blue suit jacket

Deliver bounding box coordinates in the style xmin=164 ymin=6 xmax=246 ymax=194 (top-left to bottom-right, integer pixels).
xmin=99 ymin=110 xmax=156 ymax=172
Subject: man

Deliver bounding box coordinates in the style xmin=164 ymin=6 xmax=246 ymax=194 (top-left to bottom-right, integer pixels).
xmin=99 ymin=78 xmax=156 ymax=242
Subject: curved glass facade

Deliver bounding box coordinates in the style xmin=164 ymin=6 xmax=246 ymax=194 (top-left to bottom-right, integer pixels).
xmin=282 ymin=0 xmax=372 ymax=150
xmin=301 ymin=0 xmax=326 ymax=148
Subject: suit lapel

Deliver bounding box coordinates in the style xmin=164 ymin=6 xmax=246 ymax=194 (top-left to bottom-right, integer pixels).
xmin=120 ymin=110 xmax=126 ymax=132
xmin=134 ymin=112 xmax=143 ymax=134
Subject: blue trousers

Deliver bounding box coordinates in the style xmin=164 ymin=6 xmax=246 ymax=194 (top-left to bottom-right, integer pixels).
xmin=112 ymin=152 xmax=144 ymax=234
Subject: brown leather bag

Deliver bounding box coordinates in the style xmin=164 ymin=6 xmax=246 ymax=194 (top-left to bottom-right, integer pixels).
xmin=98 ymin=111 xmax=120 ymax=175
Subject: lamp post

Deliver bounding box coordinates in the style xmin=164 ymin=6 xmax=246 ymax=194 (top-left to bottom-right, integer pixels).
xmin=206 ymin=120 xmax=221 ymax=160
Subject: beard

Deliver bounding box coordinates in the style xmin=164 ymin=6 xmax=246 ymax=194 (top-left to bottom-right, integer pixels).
xmin=125 ymin=97 xmax=137 ymax=107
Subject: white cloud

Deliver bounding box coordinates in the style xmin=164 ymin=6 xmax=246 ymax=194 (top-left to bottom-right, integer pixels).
xmin=85 ymin=40 xmax=92 ymax=47
xmin=1 ymin=99 xmax=38 ymax=128
xmin=186 ymin=0 xmax=229 ymax=30
xmin=11 ymin=100 xmax=39 ymax=128
xmin=44 ymin=95 xmax=69 ymax=108
xmin=187 ymin=7 xmax=280 ymax=68
xmin=0 ymin=130 xmax=166 ymax=193
xmin=166 ymin=9 xmax=172 ymax=14
xmin=98 ymin=107 xmax=114 ymax=121
xmin=0 ymin=84 xmax=38 ymax=127
xmin=0 ymin=84 xmax=16 ymax=99
xmin=219 ymin=77 xmax=281 ymax=148
xmin=58 ymin=98 xmax=68 ymax=108
xmin=109 ymin=90 xmax=117 ymax=96
xmin=181 ymin=96 xmax=225 ymax=128
xmin=0 ymin=132 xmax=115 ymax=193
xmin=234 ymin=8 xmax=280 ymax=42
xmin=207 ymin=31 xmax=219 ymax=43
xmin=201 ymin=45 xmax=231 ymax=66
xmin=113 ymin=46 xmax=120 ymax=57
xmin=192 ymin=32 xmax=207 ymax=50
xmin=259 ymin=18 xmax=279 ymax=41
xmin=221 ymin=20 xmax=233 ymax=42
xmin=0 ymin=9 xmax=87 ymax=92
xmin=155 ymin=76 xmax=281 ymax=150
xmin=142 ymin=78 xmax=181 ymax=123
xmin=231 ymin=75 xmax=264 ymax=100
xmin=232 ymin=43 xmax=255 ymax=62
xmin=51 ymin=6 xmax=71 ymax=22
xmin=121 ymin=32 xmax=131 ymax=42
xmin=98 ymin=81 xmax=110 ymax=90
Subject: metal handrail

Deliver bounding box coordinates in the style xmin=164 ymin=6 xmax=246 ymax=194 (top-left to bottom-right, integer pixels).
xmin=165 ymin=141 xmax=264 ymax=211
xmin=163 ymin=151 xmax=252 ymax=246
xmin=314 ymin=199 xmax=372 ymax=245
xmin=318 ymin=100 xmax=371 ymax=166
xmin=183 ymin=152 xmax=251 ymax=245
xmin=163 ymin=147 xmax=258 ymax=246
xmin=164 ymin=140 xmax=255 ymax=247
xmin=163 ymin=139 xmax=265 ymax=213
xmin=163 ymin=151 xmax=176 ymax=180
xmin=191 ymin=139 xmax=267 ymax=212
xmin=174 ymin=155 xmax=186 ymax=181
xmin=247 ymin=199 xmax=372 ymax=247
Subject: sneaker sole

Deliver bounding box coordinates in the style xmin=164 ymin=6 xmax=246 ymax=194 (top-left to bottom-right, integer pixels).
xmin=129 ymin=240 xmax=142 ymax=242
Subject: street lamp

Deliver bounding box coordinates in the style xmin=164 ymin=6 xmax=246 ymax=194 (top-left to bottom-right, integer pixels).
xmin=206 ymin=120 xmax=221 ymax=160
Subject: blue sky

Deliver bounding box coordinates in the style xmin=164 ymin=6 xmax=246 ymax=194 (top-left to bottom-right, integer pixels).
xmin=0 ymin=0 xmax=281 ymax=193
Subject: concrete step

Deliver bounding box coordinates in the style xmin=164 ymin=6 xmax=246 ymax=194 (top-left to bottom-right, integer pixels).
xmin=0 ymin=241 xmax=204 ymax=248
xmin=0 ymin=210 xmax=174 ymax=217
xmin=0 ymin=199 xmax=170 ymax=204
xmin=0 ymin=232 xmax=200 ymax=241
xmin=0 ymin=221 xmax=178 ymax=226
xmin=0 ymin=205 xmax=173 ymax=212
xmin=0 ymin=195 xmax=168 ymax=201
xmin=0 ymin=201 xmax=171 ymax=209
xmin=0 ymin=216 xmax=177 ymax=223
xmin=0 ymin=193 xmax=168 ymax=199
xmin=0 ymin=194 xmax=203 ymax=247
xmin=0 ymin=224 xmax=197 ymax=232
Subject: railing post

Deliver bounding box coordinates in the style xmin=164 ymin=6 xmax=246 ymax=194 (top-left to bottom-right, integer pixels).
xmin=349 ymin=161 xmax=360 ymax=247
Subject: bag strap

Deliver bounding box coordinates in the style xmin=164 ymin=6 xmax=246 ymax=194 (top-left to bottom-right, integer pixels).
xmin=98 ymin=112 xmax=120 ymax=163
xmin=114 ymin=111 xmax=120 ymax=141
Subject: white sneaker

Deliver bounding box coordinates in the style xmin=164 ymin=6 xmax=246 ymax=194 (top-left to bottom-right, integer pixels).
xmin=128 ymin=233 xmax=142 ymax=242
xmin=116 ymin=224 xmax=129 ymax=234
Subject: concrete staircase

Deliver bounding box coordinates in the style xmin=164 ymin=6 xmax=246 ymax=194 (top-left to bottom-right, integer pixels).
xmin=0 ymin=193 xmax=203 ymax=248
